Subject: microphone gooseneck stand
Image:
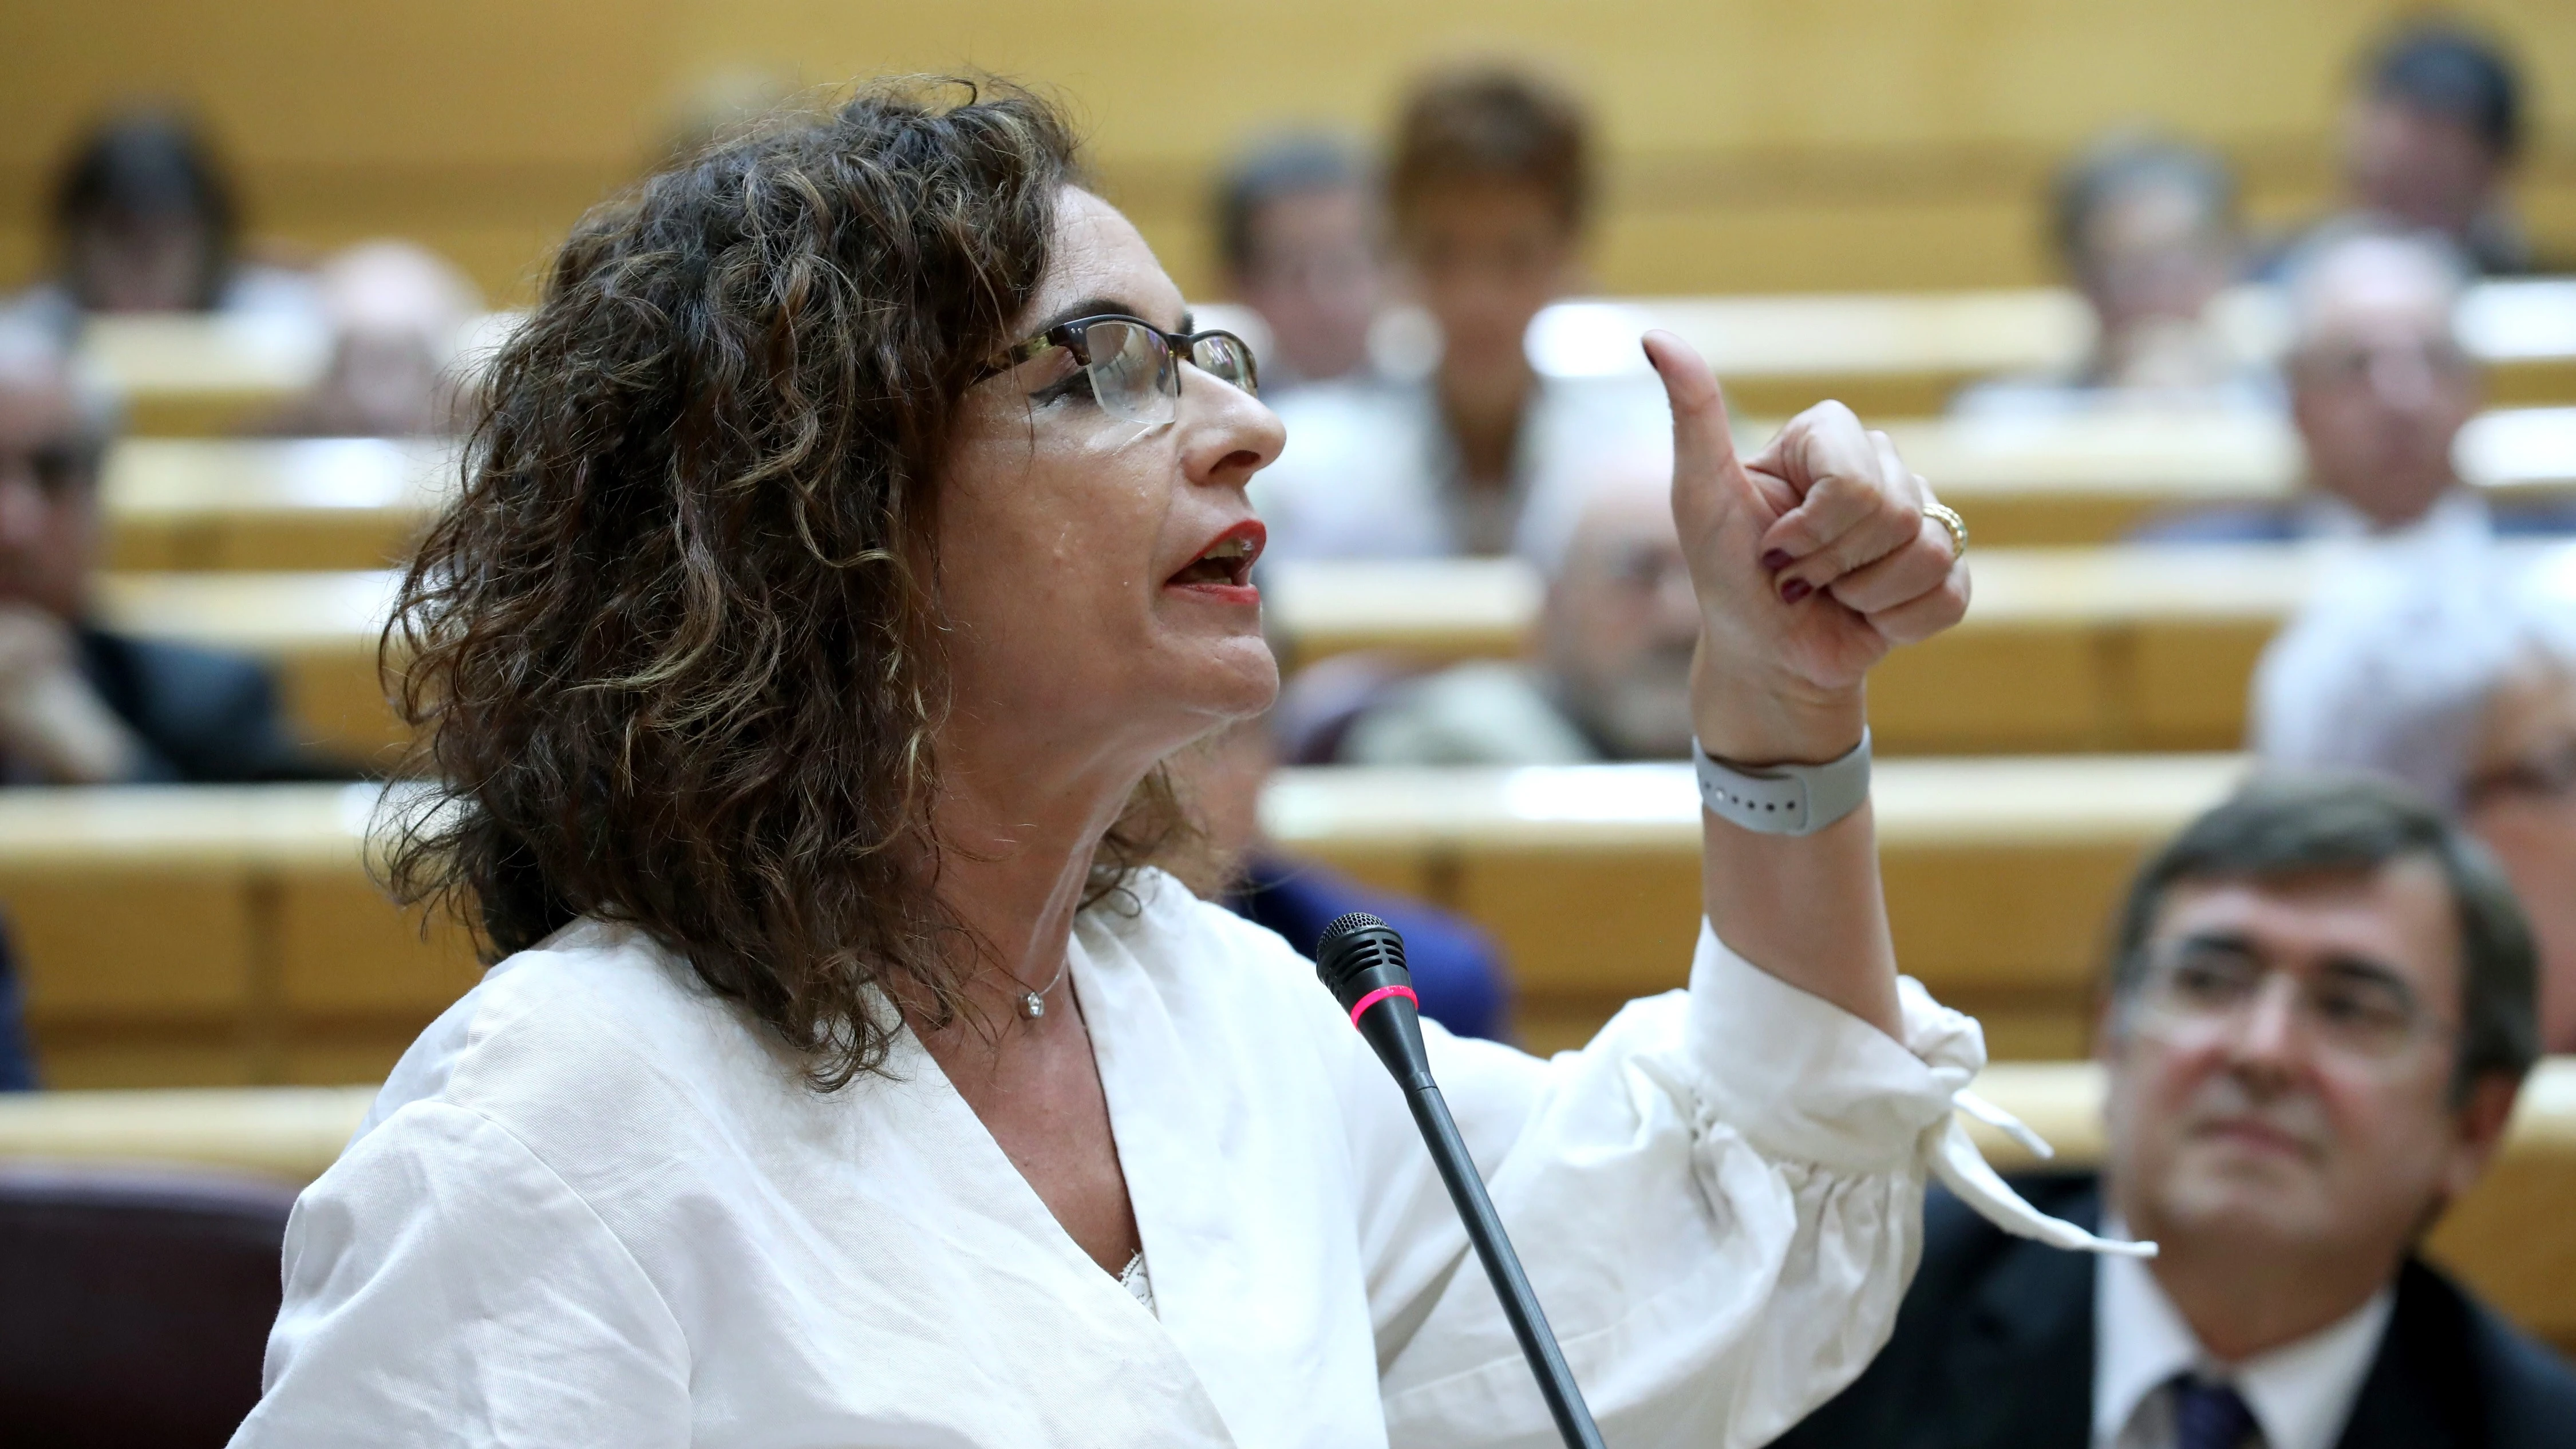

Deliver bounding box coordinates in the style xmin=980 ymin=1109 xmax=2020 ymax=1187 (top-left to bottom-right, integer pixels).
xmin=1314 ymin=912 xmax=1608 ymax=1449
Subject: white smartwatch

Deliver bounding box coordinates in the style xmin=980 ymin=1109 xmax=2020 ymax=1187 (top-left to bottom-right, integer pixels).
xmin=1691 ymin=729 xmax=1873 ymax=836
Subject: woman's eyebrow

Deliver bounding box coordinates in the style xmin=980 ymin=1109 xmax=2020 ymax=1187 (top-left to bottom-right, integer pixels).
xmin=1025 ymin=296 xmax=1144 ymax=337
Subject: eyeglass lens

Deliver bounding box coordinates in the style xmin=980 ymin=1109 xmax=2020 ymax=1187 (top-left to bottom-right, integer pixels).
xmin=1073 ymin=320 xmax=1258 ymax=426
xmin=2136 ymin=945 xmax=2427 ymax=1061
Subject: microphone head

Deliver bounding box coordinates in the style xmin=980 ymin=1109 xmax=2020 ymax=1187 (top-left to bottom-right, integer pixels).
xmin=1315 ymin=911 xmax=1411 ymax=1013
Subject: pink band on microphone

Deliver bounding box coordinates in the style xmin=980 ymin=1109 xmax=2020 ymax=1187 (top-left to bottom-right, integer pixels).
xmin=1349 ymin=984 xmax=1419 ymax=1025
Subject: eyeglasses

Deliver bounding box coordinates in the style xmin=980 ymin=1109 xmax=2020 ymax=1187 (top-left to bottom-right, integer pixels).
xmin=2127 ymin=940 xmax=2447 ymax=1064
xmin=975 ymin=314 xmax=1258 ymax=426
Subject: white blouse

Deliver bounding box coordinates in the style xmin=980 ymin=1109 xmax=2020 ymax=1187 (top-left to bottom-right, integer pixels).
xmin=231 ymin=868 xmax=2128 ymax=1449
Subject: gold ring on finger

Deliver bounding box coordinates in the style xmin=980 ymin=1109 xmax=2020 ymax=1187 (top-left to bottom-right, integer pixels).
xmin=1923 ymin=502 xmax=1969 ymax=561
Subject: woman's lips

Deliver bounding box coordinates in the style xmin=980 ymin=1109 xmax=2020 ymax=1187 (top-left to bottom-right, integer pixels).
xmin=1163 ymin=520 xmax=1265 ymax=606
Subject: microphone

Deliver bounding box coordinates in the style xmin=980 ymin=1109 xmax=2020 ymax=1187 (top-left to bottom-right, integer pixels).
xmin=1314 ymin=913 xmax=1606 ymax=1449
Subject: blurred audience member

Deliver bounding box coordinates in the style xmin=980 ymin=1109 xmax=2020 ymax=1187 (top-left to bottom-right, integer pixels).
xmin=0 ymin=925 xmax=31 ymax=1089
xmin=1958 ymin=134 xmax=2275 ymax=417
xmin=1253 ymin=65 xmax=1662 ymax=562
xmin=1215 ymin=133 xmax=1386 ymax=392
xmin=256 ymin=241 xmax=482 ymax=437
xmin=1185 ymin=717 xmax=1511 ymax=1040
xmin=2280 ymin=22 xmax=2530 ymax=278
xmin=7 ymin=108 xmax=315 ymax=337
xmin=2139 ymin=226 xmax=2574 ymax=542
xmin=2254 ymin=555 xmax=2576 ymax=1052
xmin=1304 ymin=457 xmax=1693 ymax=765
xmin=0 ymin=323 xmax=343 ymax=783
xmin=1779 ymin=776 xmax=2576 ymax=1448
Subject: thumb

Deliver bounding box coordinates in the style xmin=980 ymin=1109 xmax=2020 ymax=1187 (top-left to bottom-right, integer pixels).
xmin=1643 ymin=329 xmax=1744 ymax=506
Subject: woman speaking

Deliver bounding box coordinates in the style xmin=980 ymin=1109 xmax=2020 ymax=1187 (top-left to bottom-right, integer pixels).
xmin=234 ymin=84 xmax=2117 ymax=1447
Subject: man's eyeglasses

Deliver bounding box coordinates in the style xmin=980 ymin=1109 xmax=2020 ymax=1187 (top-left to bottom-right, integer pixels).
xmin=975 ymin=314 xmax=1258 ymax=427
xmin=2127 ymin=939 xmax=2446 ymax=1064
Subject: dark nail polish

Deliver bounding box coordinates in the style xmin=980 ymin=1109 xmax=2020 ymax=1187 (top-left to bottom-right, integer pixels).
xmin=1780 ymin=578 xmax=1813 ymax=605
xmin=1761 ymin=549 xmax=1792 ymax=571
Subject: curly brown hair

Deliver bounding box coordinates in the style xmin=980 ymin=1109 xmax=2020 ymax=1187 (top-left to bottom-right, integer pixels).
xmin=385 ymin=80 xmax=1192 ymax=1087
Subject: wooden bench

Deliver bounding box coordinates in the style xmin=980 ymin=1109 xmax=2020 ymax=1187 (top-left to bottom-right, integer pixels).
xmin=1530 ymin=281 xmax=2576 ymax=419
xmin=76 ymin=540 xmax=2409 ymax=771
xmin=0 ymin=784 xmax=478 ymax=1089
xmin=91 ymin=570 xmax=405 ymax=765
xmin=1269 ymin=543 xmax=2365 ymax=755
xmin=1 ymin=757 xmax=2234 ymax=1085
xmin=82 ymin=408 xmax=2576 ymax=567
xmin=102 ymin=438 xmax=449 ymax=572
xmin=77 ymin=313 xmax=517 ymax=438
xmin=1267 ymin=755 xmax=2247 ymax=1057
xmin=1894 ymin=406 xmax=2576 ymax=546
xmin=76 ymin=284 xmax=2576 ymax=439
xmin=6 ymin=1061 xmax=2567 ymax=1353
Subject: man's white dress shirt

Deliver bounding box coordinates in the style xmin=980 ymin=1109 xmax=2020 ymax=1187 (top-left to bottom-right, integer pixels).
xmin=2094 ymin=1220 xmax=2395 ymax=1449
xmin=232 ymin=867 xmax=2121 ymax=1448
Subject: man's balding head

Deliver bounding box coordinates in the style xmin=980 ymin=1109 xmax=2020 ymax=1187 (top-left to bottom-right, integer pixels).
xmin=2283 ymin=228 xmax=2479 ymax=529
xmin=1539 ymin=459 xmax=1698 ymax=759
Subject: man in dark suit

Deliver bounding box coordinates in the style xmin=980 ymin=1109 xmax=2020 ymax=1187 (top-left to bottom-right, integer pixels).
xmin=0 ymin=320 xmax=339 ymax=784
xmin=1775 ymin=775 xmax=2576 ymax=1448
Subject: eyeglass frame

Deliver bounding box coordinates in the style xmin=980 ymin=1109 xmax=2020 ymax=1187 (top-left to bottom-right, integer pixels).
xmin=970 ymin=313 xmax=1260 ymax=416
xmin=2117 ymin=933 xmax=2460 ymax=1067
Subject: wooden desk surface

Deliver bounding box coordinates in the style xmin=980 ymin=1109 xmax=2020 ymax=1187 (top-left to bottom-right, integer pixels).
xmin=0 ymin=781 xmax=393 ymax=870
xmin=1266 ymin=543 xmax=2325 ymax=657
xmin=1530 ymin=280 xmax=2576 ymax=416
xmin=81 ymin=410 xmax=2576 ymax=571
xmin=80 ymin=286 xmax=2576 ymax=438
xmin=102 ymin=438 xmax=450 ymax=571
xmin=83 ymin=538 xmax=2502 ymax=763
xmin=8 ymin=1063 xmax=2569 ymax=1350
xmin=0 ymin=757 xmax=2235 ymax=1082
xmin=0 ymin=784 xmax=477 ymax=1088
xmin=1269 ymin=755 xmax=2249 ymax=1056
xmin=1263 ymin=753 xmax=2245 ymax=850
xmin=79 ymin=313 xmax=519 ymax=436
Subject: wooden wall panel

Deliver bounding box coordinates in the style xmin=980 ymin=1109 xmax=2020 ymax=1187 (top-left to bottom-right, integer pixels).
xmin=7 ymin=2 xmax=2576 ymax=303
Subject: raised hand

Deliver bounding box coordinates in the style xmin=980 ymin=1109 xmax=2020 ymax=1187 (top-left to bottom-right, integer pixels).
xmin=1646 ymin=330 xmax=1969 ymax=763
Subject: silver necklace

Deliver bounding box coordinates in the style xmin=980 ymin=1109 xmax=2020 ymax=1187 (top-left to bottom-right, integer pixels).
xmin=1013 ymin=956 xmax=1069 ymax=1020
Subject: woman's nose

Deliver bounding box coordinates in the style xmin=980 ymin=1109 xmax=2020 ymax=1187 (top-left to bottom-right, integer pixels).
xmin=1180 ymin=369 xmax=1286 ymax=484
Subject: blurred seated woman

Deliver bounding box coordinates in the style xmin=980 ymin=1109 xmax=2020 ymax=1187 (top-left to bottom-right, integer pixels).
xmin=6 ymin=108 xmax=316 ymax=338
xmin=1954 ymin=133 xmax=2277 ymax=419
xmin=234 ymin=83 xmax=2113 ymax=1446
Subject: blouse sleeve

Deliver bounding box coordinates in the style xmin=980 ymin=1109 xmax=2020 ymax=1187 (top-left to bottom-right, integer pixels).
xmin=230 ymin=1100 xmax=693 ymax=1448
xmin=1341 ymin=919 xmax=2139 ymax=1449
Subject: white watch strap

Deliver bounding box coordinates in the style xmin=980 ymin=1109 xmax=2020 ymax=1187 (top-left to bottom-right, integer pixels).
xmin=1692 ymin=729 xmax=1872 ymax=836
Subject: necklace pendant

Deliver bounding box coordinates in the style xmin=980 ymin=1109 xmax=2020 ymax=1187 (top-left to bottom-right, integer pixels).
xmin=1021 ymin=991 xmax=1046 ymax=1020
